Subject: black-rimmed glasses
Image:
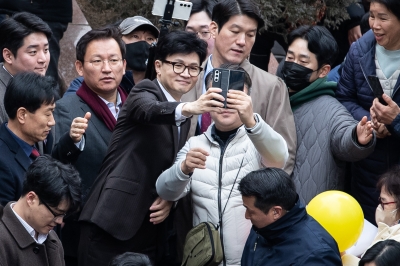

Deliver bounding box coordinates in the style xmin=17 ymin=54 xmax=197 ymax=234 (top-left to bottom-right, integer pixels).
xmin=163 ymin=60 xmax=203 ymax=77
xmin=41 ymin=199 xmax=67 ymax=221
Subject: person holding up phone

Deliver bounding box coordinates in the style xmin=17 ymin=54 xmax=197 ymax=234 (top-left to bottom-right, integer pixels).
xmin=281 ymin=25 xmax=376 ymax=205
xmin=336 ymin=0 xmax=400 ymax=225
xmin=156 ymin=64 xmax=289 ymax=266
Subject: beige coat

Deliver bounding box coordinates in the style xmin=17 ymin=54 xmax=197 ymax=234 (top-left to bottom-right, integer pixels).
xmin=182 ymin=59 xmax=296 ymax=174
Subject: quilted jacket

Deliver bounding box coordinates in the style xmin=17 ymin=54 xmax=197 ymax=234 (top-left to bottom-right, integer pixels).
xmin=156 ymin=114 xmax=288 ymax=266
xmin=336 ymin=29 xmax=400 ymax=224
xmin=292 ymin=94 xmax=375 ymax=204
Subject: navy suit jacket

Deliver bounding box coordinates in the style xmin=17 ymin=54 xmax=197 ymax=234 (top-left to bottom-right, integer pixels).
xmin=0 ymin=123 xmax=31 ymax=205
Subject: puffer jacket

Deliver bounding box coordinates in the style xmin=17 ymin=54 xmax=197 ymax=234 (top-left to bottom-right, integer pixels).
xmin=156 ymin=114 xmax=288 ymax=266
xmin=292 ymin=95 xmax=375 ymax=204
xmin=336 ymin=29 xmax=400 ymax=224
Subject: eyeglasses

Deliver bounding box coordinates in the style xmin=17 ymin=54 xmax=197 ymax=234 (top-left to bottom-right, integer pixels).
xmin=41 ymin=199 xmax=67 ymax=221
xmin=163 ymin=60 xmax=203 ymax=77
xmin=378 ymin=197 xmax=397 ymax=210
xmin=194 ymin=31 xmax=211 ymax=40
xmin=85 ymin=58 xmax=123 ymax=68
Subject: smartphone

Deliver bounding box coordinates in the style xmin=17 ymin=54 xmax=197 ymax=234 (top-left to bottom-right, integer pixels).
xmin=367 ymin=75 xmax=387 ymax=105
xmin=152 ymin=0 xmax=193 ymax=21
xmin=212 ymin=68 xmax=245 ymax=108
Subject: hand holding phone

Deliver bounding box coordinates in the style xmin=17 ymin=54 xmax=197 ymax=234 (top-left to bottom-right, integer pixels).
xmin=211 ymin=68 xmax=245 ymax=108
xmin=367 ymin=75 xmax=387 ymax=106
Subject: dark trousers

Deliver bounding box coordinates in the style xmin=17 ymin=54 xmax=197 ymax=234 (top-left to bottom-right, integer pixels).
xmin=78 ymin=217 xmax=160 ymax=266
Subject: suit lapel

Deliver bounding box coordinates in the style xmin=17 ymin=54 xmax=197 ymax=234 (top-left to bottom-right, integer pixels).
xmin=0 ymin=124 xmax=31 ymax=171
xmin=153 ymin=80 xmax=180 ymax=155
xmin=79 ymin=99 xmax=112 ymax=144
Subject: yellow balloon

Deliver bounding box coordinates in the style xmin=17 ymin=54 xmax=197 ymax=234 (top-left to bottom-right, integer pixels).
xmin=306 ymin=190 xmax=364 ymax=252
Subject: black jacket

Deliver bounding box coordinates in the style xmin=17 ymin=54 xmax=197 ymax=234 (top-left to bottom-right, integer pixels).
xmin=241 ymin=198 xmax=342 ymax=266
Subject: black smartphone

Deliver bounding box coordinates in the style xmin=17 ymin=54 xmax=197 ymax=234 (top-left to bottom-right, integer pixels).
xmin=367 ymin=75 xmax=387 ymax=105
xmin=211 ymin=68 xmax=245 ymax=108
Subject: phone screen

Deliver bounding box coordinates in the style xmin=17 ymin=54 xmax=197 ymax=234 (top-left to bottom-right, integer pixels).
xmin=229 ymin=70 xmax=245 ymax=91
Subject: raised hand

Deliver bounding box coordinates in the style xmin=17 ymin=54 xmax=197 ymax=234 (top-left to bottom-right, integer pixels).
xmin=69 ymin=112 xmax=91 ymax=143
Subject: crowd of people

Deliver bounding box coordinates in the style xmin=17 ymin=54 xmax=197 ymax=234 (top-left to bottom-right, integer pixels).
xmin=0 ymin=0 xmax=400 ymax=265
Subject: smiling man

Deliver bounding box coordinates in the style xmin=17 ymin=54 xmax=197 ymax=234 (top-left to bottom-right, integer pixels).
xmin=0 ymin=72 xmax=59 ymax=206
xmin=0 ymin=12 xmax=52 ymax=124
xmin=78 ymin=30 xmax=217 ymax=266
xmin=0 ymin=155 xmax=81 ymax=266
xmin=182 ymin=0 xmax=296 ymax=175
xmin=156 ymin=64 xmax=288 ymax=265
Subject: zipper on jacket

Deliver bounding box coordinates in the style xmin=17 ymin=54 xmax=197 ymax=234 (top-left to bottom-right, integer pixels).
xmin=254 ymin=234 xmax=259 ymax=251
xmin=218 ymin=137 xmax=234 ymax=266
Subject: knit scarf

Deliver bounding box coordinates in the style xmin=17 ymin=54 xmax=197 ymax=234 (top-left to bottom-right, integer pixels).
xmin=289 ymin=77 xmax=337 ymax=111
xmin=76 ymin=81 xmax=127 ymax=131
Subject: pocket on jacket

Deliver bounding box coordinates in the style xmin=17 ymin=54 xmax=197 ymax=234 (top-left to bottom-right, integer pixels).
xmin=104 ymin=176 xmax=139 ymax=195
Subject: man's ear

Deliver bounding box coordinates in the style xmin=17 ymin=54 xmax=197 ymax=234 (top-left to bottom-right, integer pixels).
xmin=272 ymin=206 xmax=284 ymax=220
xmin=26 ymin=191 xmax=38 ymax=206
xmin=210 ymin=21 xmax=219 ymax=39
xmin=75 ymin=60 xmax=84 ymax=77
xmin=3 ymin=48 xmax=14 ymax=65
xmin=318 ymin=64 xmax=331 ymax=79
xmin=16 ymin=107 xmax=27 ymax=125
xmin=154 ymin=60 xmax=162 ymax=75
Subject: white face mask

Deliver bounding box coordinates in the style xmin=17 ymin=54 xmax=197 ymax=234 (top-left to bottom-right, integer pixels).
xmin=376 ymin=204 xmax=399 ymax=226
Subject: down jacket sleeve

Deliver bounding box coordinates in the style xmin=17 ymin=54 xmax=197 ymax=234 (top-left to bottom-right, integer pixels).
xmin=336 ymin=41 xmax=371 ymax=121
xmin=329 ymin=98 xmax=376 ymax=162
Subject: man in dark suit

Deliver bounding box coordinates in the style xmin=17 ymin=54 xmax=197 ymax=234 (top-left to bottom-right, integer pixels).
xmin=78 ymin=30 xmax=224 ymax=266
xmin=0 ymin=72 xmax=59 ymax=206
xmin=0 ymin=12 xmax=52 ymax=125
xmin=0 ymin=155 xmax=81 ymax=266
xmin=51 ymin=26 xmax=128 ymax=265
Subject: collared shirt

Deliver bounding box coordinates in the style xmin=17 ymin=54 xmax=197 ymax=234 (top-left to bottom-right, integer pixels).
xmin=5 ymin=123 xmax=35 ymax=160
xmin=157 ymin=80 xmax=188 ymax=140
xmin=10 ymin=203 xmax=48 ymax=244
xmin=198 ymin=54 xmax=215 ymax=126
xmin=98 ymin=92 xmax=123 ymax=120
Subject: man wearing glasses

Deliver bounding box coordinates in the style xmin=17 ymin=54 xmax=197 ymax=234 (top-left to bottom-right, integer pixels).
xmin=185 ymin=0 xmax=217 ymax=57
xmin=52 ymin=26 xmax=128 ymax=265
xmin=0 ymin=155 xmax=81 ymax=266
xmin=78 ymin=30 xmax=222 ymax=266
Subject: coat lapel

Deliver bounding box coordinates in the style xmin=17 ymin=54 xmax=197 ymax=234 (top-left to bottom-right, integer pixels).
xmin=79 ymin=99 xmax=112 ymax=144
xmin=153 ymin=79 xmax=181 ymax=155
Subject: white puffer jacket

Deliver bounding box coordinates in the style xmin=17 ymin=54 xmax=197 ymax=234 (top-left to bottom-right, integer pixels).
xmin=156 ymin=114 xmax=288 ymax=266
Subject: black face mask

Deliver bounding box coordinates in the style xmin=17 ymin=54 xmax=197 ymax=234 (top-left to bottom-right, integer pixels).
xmin=281 ymin=61 xmax=315 ymax=92
xmin=125 ymin=41 xmax=150 ymax=72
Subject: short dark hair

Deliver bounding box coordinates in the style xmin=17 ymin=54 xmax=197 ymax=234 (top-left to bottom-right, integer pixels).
xmin=154 ymin=30 xmax=207 ymax=64
xmin=238 ymin=168 xmax=297 ymax=213
xmin=205 ymin=63 xmax=252 ymax=95
xmin=370 ymin=0 xmax=400 ymax=21
xmin=287 ymin=25 xmax=338 ymax=68
xmin=212 ymin=0 xmax=264 ymax=32
xmin=377 ymin=165 xmax=400 ymax=210
xmin=191 ymin=0 xmax=218 ymax=19
xmin=359 ymin=240 xmax=400 ymax=266
xmin=76 ymin=26 xmax=126 ymax=63
xmin=109 ymin=252 xmax=152 ymax=266
xmin=4 ymin=72 xmax=59 ymax=119
xmin=0 ymin=12 xmax=52 ymax=59
xmin=21 ymin=155 xmax=82 ymax=214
